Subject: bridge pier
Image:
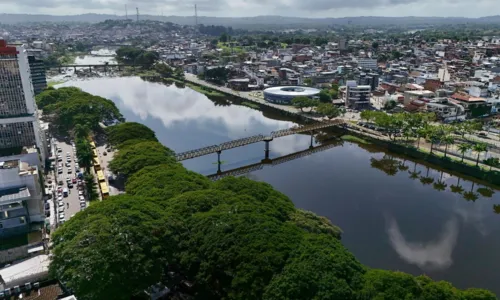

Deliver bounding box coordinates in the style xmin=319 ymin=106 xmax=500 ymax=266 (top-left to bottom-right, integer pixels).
xmin=216 ymin=150 xmax=222 ymax=171
xmin=58 ymin=66 xmax=62 ymax=73
xmin=264 ymin=136 xmax=273 ymax=160
xmin=73 ymin=66 xmax=76 ymax=72
xmin=89 ymin=66 xmax=92 ymax=72
xmin=310 ymin=131 xmax=315 ymax=149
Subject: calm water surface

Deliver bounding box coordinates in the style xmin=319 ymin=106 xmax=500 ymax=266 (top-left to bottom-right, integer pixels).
xmin=59 ymin=77 xmax=500 ymax=295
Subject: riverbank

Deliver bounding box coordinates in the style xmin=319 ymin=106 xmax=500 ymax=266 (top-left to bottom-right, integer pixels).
xmin=346 ymin=124 xmax=500 ymax=187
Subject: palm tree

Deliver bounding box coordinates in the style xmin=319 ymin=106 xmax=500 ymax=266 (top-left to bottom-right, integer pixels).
xmin=463 ymin=182 xmax=479 ymax=202
xmin=398 ymin=159 xmax=409 ymax=171
xmin=408 ymin=162 xmax=421 ymax=179
xmin=433 ymin=171 xmax=448 ymax=191
xmin=420 ymin=166 xmax=434 ymax=185
xmin=450 ymin=177 xmax=464 ymax=194
xmin=442 ymin=135 xmax=455 ymax=158
xmin=477 ymin=187 xmax=495 ymax=198
xmin=457 ymin=143 xmax=471 ymax=162
xmin=473 ymin=143 xmax=488 ymax=167
xmin=416 ymin=127 xmax=427 ymax=149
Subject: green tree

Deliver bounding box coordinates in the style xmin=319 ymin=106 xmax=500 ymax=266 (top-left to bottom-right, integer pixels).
xmin=483 ymin=157 xmax=499 ymax=171
xmin=126 ymin=164 xmax=211 ymax=199
xmin=109 ymin=141 xmax=178 ymax=177
xmin=473 ymin=143 xmax=488 ymax=167
xmin=357 ymin=269 xmax=421 ymax=300
xmin=457 ymin=143 xmax=472 ymax=162
xmin=83 ymin=172 xmax=99 ymax=200
xmin=220 ymin=32 xmax=229 ymax=43
xmin=154 ymin=63 xmax=173 ymax=77
xmin=316 ymin=103 xmax=341 ymax=119
xmin=49 ymin=195 xmax=168 ymax=300
xmin=442 ymin=135 xmax=455 ymax=158
xmin=318 ymin=89 xmax=332 ymax=103
xmin=75 ymin=138 xmax=93 ymax=172
xmin=292 ymin=96 xmax=317 ymax=112
xmin=106 ymin=122 xmax=158 ymax=148
xmin=303 ymin=78 xmax=312 ymax=86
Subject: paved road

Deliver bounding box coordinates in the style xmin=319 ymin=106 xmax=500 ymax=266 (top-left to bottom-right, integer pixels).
xmin=95 ymin=143 xmax=121 ymax=196
xmin=52 ymin=138 xmax=86 ymax=223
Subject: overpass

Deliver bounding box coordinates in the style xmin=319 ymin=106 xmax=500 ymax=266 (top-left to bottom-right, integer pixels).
xmin=207 ymin=141 xmax=340 ymax=181
xmin=175 ymin=119 xmax=345 ymax=161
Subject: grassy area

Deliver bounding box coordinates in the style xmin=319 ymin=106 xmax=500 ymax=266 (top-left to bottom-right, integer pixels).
xmin=0 ymin=234 xmax=28 ymax=250
xmin=241 ymin=102 xmax=260 ymax=109
xmin=341 ymin=134 xmax=371 ymax=144
xmin=164 ymin=77 xmax=184 ymax=84
xmin=48 ymin=80 xmax=64 ymax=88
xmin=186 ymin=83 xmax=225 ymax=97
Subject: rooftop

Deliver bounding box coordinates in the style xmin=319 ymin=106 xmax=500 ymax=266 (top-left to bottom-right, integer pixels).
xmin=0 ymin=186 xmax=31 ymax=204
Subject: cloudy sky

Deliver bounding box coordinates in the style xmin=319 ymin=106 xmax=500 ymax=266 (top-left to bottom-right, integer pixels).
xmin=2 ymin=0 xmax=500 ymax=17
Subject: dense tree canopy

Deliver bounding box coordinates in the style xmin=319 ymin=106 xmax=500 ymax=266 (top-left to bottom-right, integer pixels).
xmin=36 ymin=87 xmax=123 ymax=133
xmin=126 ymin=164 xmax=211 ymax=199
xmin=115 ymin=46 xmax=159 ymax=67
xmin=49 ymin=195 xmax=168 ymax=300
xmin=108 ymin=141 xmax=178 ymax=177
xmin=50 ymin=119 xmax=498 ymax=300
xmin=105 ymin=122 xmax=158 ymax=148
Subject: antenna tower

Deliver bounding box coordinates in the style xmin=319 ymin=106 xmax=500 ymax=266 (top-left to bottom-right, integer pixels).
xmin=125 ymin=4 xmax=128 ymax=20
xmin=136 ymin=7 xmax=139 ymax=22
xmin=195 ymin=4 xmax=198 ymax=27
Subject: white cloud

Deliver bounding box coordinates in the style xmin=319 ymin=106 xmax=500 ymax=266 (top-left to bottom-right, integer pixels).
xmin=386 ymin=215 xmax=459 ymax=271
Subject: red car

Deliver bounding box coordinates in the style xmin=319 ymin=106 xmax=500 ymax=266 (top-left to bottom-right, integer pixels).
xmin=72 ymin=178 xmax=77 ymax=184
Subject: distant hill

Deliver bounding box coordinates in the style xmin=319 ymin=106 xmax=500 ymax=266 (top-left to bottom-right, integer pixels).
xmin=2 ymin=13 xmax=500 ymax=28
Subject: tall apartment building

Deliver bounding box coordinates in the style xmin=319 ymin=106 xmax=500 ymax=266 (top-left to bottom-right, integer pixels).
xmin=0 ymin=40 xmax=47 ymax=161
xmin=27 ymin=56 xmax=47 ymax=96
xmin=0 ymin=158 xmax=43 ymax=238
xmin=345 ymin=80 xmax=371 ymax=108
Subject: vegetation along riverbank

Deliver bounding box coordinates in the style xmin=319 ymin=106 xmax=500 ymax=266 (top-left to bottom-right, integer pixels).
xmin=40 ymin=87 xmax=496 ymax=299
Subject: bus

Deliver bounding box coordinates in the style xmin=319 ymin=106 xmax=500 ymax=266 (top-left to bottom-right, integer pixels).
xmin=96 ymin=170 xmax=105 ymax=182
xmin=100 ymin=182 xmax=109 ymax=199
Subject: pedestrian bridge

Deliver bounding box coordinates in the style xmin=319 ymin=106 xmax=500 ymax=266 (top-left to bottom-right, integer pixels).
xmin=175 ymin=119 xmax=345 ymax=161
xmin=206 ymin=142 xmax=339 ymax=181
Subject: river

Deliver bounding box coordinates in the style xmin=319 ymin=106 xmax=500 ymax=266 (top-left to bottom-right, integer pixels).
xmin=58 ymin=76 xmax=500 ymax=295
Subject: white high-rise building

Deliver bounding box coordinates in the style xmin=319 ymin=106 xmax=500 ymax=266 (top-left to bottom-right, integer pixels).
xmin=0 ymin=40 xmax=47 ymax=162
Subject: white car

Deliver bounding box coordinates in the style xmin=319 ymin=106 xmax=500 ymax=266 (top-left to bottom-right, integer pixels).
xmin=67 ymin=168 xmax=72 ymax=174
xmin=58 ymin=206 xmax=65 ymax=213
xmin=65 ymin=162 xmax=71 ymax=167
xmin=59 ymin=213 xmax=65 ymax=221
xmin=78 ymin=191 xmax=83 ymax=196
xmin=79 ymin=195 xmax=85 ymax=201
xmin=58 ymin=201 xmax=64 ymax=207
xmin=58 ymin=168 xmax=63 ymax=174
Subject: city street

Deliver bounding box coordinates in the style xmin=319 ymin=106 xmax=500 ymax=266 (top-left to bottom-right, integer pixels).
xmin=52 ymin=138 xmax=86 ymax=223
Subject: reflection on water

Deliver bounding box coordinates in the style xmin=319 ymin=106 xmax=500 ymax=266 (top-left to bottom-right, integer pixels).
xmin=387 ymin=216 xmax=459 ymax=271
xmin=57 ymin=77 xmax=500 ymax=295
xmin=74 ymin=55 xmax=116 ymax=65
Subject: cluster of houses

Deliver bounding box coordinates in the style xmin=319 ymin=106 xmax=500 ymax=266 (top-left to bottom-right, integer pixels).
xmin=176 ymin=36 xmax=500 ymax=121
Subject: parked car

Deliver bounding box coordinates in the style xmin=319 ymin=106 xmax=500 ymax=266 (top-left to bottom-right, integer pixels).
xmin=59 ymin=213 xmax=65 ymax=221
xmin=72 ymin=178 xmax=77 ymax=184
